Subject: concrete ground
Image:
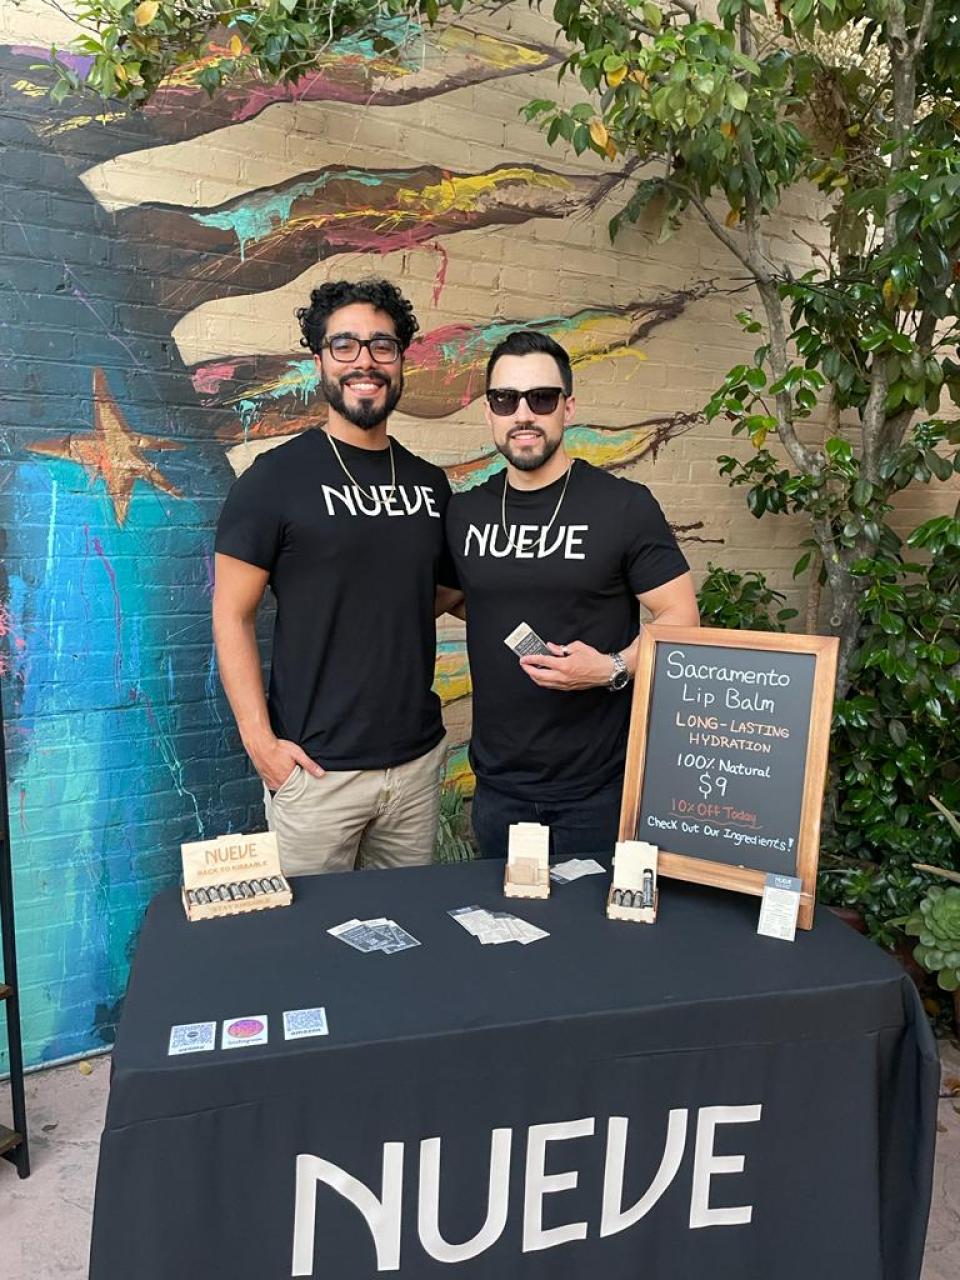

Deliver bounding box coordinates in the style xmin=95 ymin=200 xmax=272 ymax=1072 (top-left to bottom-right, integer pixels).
xmin=1 ymin=1048 xmax=959 ymax=1277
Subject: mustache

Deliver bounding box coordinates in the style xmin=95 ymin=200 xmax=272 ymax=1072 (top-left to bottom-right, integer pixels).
xmin=508 ymin=425 xmax=545 ymax=438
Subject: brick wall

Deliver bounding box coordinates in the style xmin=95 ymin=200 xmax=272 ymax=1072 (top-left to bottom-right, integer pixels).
xmin=0 ymin=1 xmax=955 ymax=1068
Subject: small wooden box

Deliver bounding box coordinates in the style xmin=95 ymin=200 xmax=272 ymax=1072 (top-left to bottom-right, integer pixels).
xmin=181 ymin=831 xmax=292 ymax=922
xmin=607 ymin=840 xmax=658 ymax=925
xmin=504 ymin=823 xmax=550 ymax=900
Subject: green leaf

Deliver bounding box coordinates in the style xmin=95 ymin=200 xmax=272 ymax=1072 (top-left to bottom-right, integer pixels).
xmin=727 ymin=81 xmax=749 ymax=112
xmin=793 ymin=550 xmax=812 ymax=578
xmin=888 ymin=719 xmax=908 ymax=747
xmin=642 ymin=1 xmax=663 ymax=30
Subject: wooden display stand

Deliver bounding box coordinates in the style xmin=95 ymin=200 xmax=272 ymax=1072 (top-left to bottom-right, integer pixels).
xmin=0 ymin=680 xmax=28 ymax=1177
xmin=618 ymin=626 xmax=839 ymax=931
xmin=503 ymin=822 xmax=550 ymax=900
xmin=607 ymin=841 xmax=658 ymax=925
xmin=181 ymin=831 xmax=292 ymax=922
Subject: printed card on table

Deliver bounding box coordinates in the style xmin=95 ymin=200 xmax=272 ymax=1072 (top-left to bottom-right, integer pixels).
xmin=168 ymin=1022 xmax=217 ymax=1056
xmin=221 ymin=1015 xmax=269 ymax=1049
xmin=283 ymin=1008 xmax=329 ymax=1041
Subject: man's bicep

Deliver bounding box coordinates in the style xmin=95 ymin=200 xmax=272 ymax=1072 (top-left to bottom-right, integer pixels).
xmin=636 ymin=571 xmax=699 ymax=625
xmin=213 ymin=553 xmax=270 ymax=621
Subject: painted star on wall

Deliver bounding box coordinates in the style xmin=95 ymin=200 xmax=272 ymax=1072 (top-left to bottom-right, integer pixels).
xmin=27 ymin=368 xmax=184 ymax=525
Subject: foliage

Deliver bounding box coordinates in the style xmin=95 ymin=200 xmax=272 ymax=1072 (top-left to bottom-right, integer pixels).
xmin=434 ymin=783 xmax=476 ymax=863
xmin=37 ymin=0 xmax=459 ymax=107
xmin=696 ymin=422 xmax=959 ymax=942
xmin=821 ymin=859 xmax=930 ymax=949
xmin=902 ymin=885 xmax=960 ymax=991
xmin=818 ymin=466 xmax=960 ymax=932
xmin=696 ymin=562 xmax=797 ymax=631
xmin=530 ymin=0 xmax=960 ymax=700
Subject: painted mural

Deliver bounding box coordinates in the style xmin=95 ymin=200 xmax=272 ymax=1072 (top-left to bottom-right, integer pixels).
xmin=0 ymin=11 xmax=715 ymax=1068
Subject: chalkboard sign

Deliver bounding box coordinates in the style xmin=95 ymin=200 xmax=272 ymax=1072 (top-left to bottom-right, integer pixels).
xmin=618 ymin=626 xmax=838 ymax=929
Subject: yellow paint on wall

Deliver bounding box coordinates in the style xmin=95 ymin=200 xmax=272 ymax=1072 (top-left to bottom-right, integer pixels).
xmin=434 ymin=647 xmax=471 ymax=705
xmin=42 ymin=111 xmax=128 ymax=135
xmin=436 ymin=27 xmax=555 ymax=70
xmin=443 ymin=744 xmax=475 ymax=795
xmin=406 ymin=167 xmax=573 ymax=217
xmin=12 ymin=78 xmax=47 ymax=98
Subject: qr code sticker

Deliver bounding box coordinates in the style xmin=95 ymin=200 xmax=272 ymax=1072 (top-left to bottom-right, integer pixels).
xmin=283 ymin=1007 xmax=329 ymax=1040
xmin=168 ymin=1022 xmax=216 ymax=1055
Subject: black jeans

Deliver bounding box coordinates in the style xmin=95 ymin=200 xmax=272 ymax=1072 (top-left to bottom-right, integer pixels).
xmin=470 ymin=777 xmax=623 ymax=860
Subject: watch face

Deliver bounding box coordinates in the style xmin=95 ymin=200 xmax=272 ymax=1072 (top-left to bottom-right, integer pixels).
xmin=611 ymin=668 xmax=630 ymax=691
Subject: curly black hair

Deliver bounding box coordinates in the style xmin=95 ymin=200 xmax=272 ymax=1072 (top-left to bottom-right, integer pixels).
xmin=296 ymin=278 xmax=420 ymax=354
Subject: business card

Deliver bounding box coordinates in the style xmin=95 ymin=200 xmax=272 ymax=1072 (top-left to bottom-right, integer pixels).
xmin=757 ymin=874 xmax=802 ymax=942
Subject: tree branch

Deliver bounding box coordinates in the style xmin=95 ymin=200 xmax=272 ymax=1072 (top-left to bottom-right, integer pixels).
xmin=674 ymin=183 xmax=754 ymax=272
xmin=913 ymin=0 xmax=937 ymax=57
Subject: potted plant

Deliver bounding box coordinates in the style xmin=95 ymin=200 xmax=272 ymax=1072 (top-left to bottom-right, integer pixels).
xmin=900 ymin=799 xmax=960 ymax=1034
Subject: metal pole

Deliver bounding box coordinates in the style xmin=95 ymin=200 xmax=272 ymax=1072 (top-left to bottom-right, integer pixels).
xmin=0 ymin=675 xmax=29 ymax=1177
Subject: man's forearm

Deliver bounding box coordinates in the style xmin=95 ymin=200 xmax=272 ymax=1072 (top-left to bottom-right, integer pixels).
xmin=213 ymin=613 xmax=273 ymax=750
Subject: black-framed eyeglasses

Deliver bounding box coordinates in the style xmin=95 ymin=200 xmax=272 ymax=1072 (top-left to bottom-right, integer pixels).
xmin=321 ymin=335 xmax=402 ymax=364
xmin=485 ymin=387 xmax=566 ymax=416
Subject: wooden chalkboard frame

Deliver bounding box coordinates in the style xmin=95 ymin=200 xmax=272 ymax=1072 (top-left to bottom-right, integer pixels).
xmin=618 ymin=625 xmax=839 ymax=930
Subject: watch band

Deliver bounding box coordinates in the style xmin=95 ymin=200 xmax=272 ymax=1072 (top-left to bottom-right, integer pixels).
xmin=607 ymin=651 xmax=630 ymax=691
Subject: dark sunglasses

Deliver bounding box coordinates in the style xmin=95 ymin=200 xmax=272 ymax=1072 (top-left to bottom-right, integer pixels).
xmin=485 ymin=386 xmax=566 ymax=416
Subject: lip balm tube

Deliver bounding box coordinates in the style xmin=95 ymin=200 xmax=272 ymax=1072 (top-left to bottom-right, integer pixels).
xmin=269 ymin=876 xmax=284 ymax=892
xmin=612 ymin=888 xmax=623 ymax=907
xmin=227 ymin=883 xmax=242 ymax=901
xmin=642 ymin=869 xmax=654 ymax=909
xmin=194 ymin=887 xmax=209 ymax=905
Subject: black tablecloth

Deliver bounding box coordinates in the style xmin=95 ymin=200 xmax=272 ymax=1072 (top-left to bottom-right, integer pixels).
xmin=89 ymin=858 xmax=938 ymax=1279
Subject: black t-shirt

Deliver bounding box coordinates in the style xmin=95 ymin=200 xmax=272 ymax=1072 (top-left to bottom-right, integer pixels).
xmin=446 ymin=460 xmax=688 ymax=800
xmin=215 ymin=429 xmax=453 ymax=769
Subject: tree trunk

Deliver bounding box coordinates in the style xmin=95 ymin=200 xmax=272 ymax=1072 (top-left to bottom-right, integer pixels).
xmin=828 ymin=577 xmax=862 ymax=698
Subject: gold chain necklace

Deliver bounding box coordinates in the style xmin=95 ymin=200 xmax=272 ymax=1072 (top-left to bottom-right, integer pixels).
xmin=500 ymin=460 xmax=574 ymax=551
xmin=326 ymin=431 xmax=396 ymax=501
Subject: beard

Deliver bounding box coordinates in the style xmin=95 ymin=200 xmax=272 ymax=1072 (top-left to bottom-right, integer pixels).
xmin=322 ymin=369 xmax=403 ymax=430
xmin=495 ymin=427 xmax=562 ymax=472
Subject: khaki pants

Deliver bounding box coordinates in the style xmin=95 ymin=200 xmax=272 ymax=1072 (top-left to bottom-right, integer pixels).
xmin=264 ymin=737 xmax=446 ymax=876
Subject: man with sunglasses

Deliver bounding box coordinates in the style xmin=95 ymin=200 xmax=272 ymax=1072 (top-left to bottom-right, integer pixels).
xmin=446 ymin=330 xmax=699 ymax=859
xmin=214 ymin=279 xmax=459 ymax=875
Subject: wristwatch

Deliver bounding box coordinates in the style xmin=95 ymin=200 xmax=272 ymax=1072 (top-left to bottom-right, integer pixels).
xmin=607 ymin=651 xmax=631 ymax=692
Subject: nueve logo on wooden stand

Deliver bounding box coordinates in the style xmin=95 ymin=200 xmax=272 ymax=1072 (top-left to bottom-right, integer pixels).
xmin=180 ymin=831 xmax=292 ymax=921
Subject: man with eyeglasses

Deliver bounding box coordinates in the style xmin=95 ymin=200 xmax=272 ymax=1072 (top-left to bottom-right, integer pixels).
xmin=213 ymin=279 xmax=460 ymax=875
xmin=446 ymin=330 xmax=699 ymax=859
